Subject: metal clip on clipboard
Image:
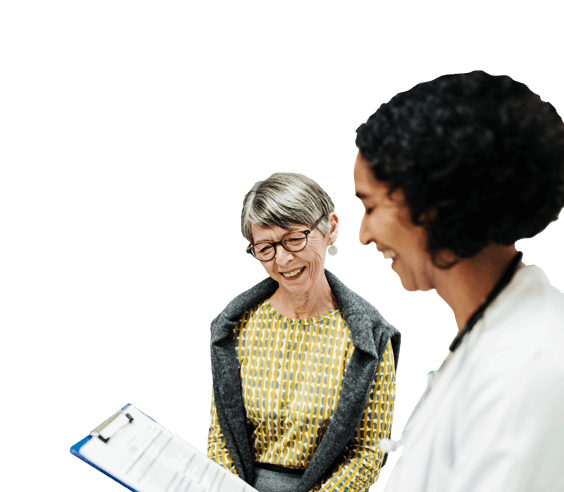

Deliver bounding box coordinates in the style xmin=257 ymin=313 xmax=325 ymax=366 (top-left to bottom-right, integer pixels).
xmin=90 ymin=410 xmax=133 ymax=444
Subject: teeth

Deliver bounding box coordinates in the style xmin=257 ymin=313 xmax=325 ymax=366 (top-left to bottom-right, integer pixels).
xmin=282 ymin=267 xmax=304 ymax=277
xmin=383 ymin=252 xmax=396 ymax=259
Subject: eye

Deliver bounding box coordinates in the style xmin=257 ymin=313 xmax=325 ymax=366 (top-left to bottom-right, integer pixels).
xmin=258 ymin=245 xmax=273 ymax=254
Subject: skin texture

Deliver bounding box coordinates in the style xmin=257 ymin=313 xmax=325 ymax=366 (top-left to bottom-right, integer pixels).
xmin=354 ymin=152 xmax=519 ymax=331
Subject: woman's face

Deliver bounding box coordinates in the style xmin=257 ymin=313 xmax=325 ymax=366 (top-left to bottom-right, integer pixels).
xmin=251 ymin=217 xmax=334 ymax=295
xmin=354 ymin=152 xmax=435 ymax=292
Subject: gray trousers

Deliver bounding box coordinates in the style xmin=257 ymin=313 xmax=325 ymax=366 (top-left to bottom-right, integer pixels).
xmin=252 ymin=467 xmax=304 ymax=492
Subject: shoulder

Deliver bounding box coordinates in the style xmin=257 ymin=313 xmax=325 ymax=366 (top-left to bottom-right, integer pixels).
xmin=325 ymin=269 xmax=401 ymax=364
xmin=325 ymin=269 xmax=385 ymax=319
xmin=461 ymin=265 xmax=564 ymax=406
xmin=219 ymin=276 xmax=277 ymax=318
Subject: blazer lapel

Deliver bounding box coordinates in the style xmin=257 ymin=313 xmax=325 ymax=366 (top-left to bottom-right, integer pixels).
xmin=298 ymin=271 xmax=393 ymax=491
xmin=210 ymin=276 xmax=278 ymax=482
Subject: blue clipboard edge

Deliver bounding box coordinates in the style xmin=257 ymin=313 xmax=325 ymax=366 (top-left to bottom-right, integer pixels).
xmin=70 ymin=403 xmax=153 ymax=492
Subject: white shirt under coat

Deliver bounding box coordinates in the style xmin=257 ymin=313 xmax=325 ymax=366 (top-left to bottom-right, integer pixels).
xmin=383 ymin=265 xmax=564 ymax=492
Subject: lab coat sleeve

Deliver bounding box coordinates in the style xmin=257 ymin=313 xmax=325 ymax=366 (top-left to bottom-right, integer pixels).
xmin=316 ymin=339 xmax=396 ymax=492
xmin=207 ymin=390 xmax=238 ymax=475
xmin=449 ymin=350 xmax=564 ymax=492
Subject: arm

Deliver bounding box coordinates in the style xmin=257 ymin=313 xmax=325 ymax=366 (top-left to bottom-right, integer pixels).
xmin=316 ymin=339 xmax=396 ymax=492
xmin=207 ymin=390 xmax=238 ymax=475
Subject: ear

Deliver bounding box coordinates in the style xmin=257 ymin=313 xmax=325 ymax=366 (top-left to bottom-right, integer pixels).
xmin=329 ymin=212 xmax=339 ymax=244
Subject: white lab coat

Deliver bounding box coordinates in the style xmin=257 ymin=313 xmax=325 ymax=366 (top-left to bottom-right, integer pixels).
xmin=384 ymin=265 xmax=564 ymax=492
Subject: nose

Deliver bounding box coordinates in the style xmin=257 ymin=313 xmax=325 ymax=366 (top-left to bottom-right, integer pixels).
xmin=275 ymin=244 xmax=294 ymax=266
xmin=359 ymin=215 xmax=372 ymax=246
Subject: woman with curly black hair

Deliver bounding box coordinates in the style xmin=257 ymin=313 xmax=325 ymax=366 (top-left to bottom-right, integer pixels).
xmin=354 ymin=70 xmax=564 ymax=491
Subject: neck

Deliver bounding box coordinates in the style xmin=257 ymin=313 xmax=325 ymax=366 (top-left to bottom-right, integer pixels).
xmin=434 ymin=244 xmax=521 ymax=331
xmin=270 ymin=273 xmax=337 ymax=319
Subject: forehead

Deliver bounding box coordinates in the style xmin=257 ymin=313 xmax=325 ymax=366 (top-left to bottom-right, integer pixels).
xmin=354 ymin=153 xmax=392 ymax=201
xmin=353 ymin=152 xmax=385 ymax=199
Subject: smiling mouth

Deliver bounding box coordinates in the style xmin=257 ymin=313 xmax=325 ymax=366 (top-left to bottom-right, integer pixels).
xmin=383 ymin=252 xmax=396 ymax=260
xmin=282 ymin=267 xmax=305 ymax=278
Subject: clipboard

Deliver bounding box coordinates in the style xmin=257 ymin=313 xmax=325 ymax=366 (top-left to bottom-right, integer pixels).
xmin=70 ymin=403 xmax=257 ymax=492
xmin=70 ymin=404 xmax=142 ymax=491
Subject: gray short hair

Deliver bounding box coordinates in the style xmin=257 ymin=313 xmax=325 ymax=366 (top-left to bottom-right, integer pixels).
xmin=241 ymin=172 xmax=335 ymax=243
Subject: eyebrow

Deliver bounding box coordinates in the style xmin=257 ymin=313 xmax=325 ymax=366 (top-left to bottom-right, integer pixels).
xmin=253 ymin=227 xmax=302 ymax=245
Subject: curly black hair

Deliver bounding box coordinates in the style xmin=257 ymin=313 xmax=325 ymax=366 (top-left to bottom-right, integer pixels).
xmin=356 ymin=70 xmax=564 ymax=268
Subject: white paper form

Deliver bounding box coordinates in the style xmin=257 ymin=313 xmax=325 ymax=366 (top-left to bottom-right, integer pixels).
xmin=79 ymin=405 xmax=256 ymax=492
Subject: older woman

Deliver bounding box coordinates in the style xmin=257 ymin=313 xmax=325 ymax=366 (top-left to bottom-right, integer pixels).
xmin=354 ymin=71 xmax=564 ymax=491
xmin=208 ymin=173 xmax=400 ymax=492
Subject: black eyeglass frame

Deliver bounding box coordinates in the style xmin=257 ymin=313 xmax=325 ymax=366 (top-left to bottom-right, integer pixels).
xmin=246 ymin=215 xmax=326 ymax=262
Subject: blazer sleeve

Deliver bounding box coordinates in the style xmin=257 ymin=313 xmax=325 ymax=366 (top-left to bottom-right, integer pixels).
xmin=207 ymin=390 xmax=238 ymax=475
xmin=316 ymin=338 xmax=396 ymax=492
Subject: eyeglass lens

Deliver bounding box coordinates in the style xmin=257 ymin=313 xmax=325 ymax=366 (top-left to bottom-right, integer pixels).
xmin=253 ymin=232 xmax=308 ymax=260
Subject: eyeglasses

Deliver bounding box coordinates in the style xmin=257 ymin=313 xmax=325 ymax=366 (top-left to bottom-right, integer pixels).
xmin=246 ymin=215 xmax=325 ymax=262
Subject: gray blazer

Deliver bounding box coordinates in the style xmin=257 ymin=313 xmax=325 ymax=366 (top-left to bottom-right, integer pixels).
xmin=210 ymin=269 xmax=401 ymax=492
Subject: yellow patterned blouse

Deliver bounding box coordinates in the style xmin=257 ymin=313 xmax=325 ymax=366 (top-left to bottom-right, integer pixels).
xmin=208 ymin=299 xmax=396 ymax=491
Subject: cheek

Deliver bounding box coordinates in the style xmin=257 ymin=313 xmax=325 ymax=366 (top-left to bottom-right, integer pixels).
xmin=303 ymin=241 xmax=327 ymax=267
xmin=366 ymin=213 xmax=392 ymax=239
